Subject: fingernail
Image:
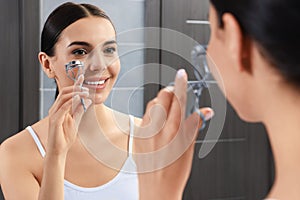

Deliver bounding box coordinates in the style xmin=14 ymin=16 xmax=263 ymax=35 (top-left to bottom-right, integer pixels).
xmin=176 ymin=69 xmax=186 ymax=78
xmin=85 ymin=99 xmax=92 ymax=108
xmin=78 ymin=74 xmax=84 ymax=81
xmin=74 ymin=94 xmax=80 ymax=99
xmin=81 ymin=91 xmax=89 ymax=96
xmin=166 ymin=86 xmax=174 ymax=92
xmin=81 ymin=87 xmax=89 ymax=92
xmin=204 ymin=109 xmax=214 ymax=121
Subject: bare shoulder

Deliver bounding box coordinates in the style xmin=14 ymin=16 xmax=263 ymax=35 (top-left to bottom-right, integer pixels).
xmin=0 ymin=117 xmax=48 ymax=159
xmin=0 ymin=128 xmax=40 ymax=168
xmin=0 ymin=124 xmax=45 ymax=198
xmin=0 ymin=122 xmax=46 ymax=183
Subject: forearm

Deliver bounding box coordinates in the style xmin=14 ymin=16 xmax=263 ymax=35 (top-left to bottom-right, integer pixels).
xmin=38 ymin=153 xmax=67 ymax=200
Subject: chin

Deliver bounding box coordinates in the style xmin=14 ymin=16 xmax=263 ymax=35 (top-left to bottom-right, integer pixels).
xmin=88 ymin=92 xmax=109 ymax=105
xmin=235 ymin=107 xmax=261 ymax=123
xmin=228 ymin=97 xmax=261 ymax=123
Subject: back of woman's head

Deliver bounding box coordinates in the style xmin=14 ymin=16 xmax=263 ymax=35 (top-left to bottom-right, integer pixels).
xmin=41 ymin=2 xmax=114 ymax=57
xmin=210 ymin=0 xmax=300 ymax=88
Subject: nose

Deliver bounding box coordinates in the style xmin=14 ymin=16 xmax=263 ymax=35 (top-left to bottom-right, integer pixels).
xmin=86 ymin=49 xmax=107 ymax=72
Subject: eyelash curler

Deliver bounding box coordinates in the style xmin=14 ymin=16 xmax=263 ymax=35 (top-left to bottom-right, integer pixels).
xmin=169 ymin=44 xmax=214 ymax=123
xmin=65 ymin=60 xmax=84 ymax=81
xmin=65 ymin=60 xmax=87 ymax=112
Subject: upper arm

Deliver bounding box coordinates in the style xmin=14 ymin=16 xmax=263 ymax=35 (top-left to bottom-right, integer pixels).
xmin=0 ymin=138 xmax=40 ymax=200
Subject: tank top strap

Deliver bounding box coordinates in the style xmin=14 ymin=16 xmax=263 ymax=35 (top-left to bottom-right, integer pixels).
xmin=26 ymin=126 xmax=46 ymax=157
xmin=128 ymin=115 xmax=135 ymax=157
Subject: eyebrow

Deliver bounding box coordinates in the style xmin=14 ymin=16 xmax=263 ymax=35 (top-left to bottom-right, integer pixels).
xmin=103 ymin=40 xmax=117 ymax=47
xmin=67 ymin=41 xmax=91 ymax=48
xmin=67 ymin=40 xmax=117 ymax=48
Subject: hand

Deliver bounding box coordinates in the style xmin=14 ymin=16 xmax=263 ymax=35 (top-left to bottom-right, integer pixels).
xmin=135 ymin=69 xmax=214 ymax=200
xmin=47 ymin=75 xmax=92 ymax=156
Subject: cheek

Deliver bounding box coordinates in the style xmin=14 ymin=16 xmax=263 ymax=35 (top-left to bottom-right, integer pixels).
xmin=207 ymin=41 xmax=228 ymax=93
xmin=110 ymin=60 xmax=121 ymax=77
xmin=53 ymin=62 xmax=75 ymax=88
xmin=208 ymin=29 xmax=236 ymax=93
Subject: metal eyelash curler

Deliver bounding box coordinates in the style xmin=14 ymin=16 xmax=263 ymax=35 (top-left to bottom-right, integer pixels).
xmin=65 ymin=60 xmax=87 ymax=112
xmin=169 ymin=44 xmax=215 ymax=128
xmin=65 ymin=60 xmax=84 ymax=81
xmin=189 ymin=44 xmax=218 ymax=130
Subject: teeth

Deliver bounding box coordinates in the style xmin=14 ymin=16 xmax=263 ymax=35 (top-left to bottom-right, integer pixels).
xmin=85 ymin=80 xmax=105 ymax=85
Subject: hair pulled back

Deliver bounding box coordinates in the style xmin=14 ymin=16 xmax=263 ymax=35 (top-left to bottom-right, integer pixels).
xmin=210 ymin=0 xmax=300 ymax=87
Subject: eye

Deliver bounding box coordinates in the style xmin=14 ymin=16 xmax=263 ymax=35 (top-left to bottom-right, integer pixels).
xmin=72 ymin=48 xmax=87 ymax=55
xmin=103 ymin=47 xmax=117 ymax=55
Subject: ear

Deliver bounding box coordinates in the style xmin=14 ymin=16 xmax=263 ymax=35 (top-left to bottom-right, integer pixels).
xmin=38 ymin=52 xmax=55 ymax=78
xmin=222 ymin=13 xmax=252 ymax=74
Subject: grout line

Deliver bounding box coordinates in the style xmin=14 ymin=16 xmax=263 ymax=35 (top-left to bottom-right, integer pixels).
xmin=208 ymin=196 xmax=245 ymax=200
xmin=195 ymin=138 xmax=246 ymax=144
xmin=39 ymin=88 xmax=56 ymax=91
xmin=129 ymin=0 xmax=144 ymax=1
xmin=118 ymin=42 xmax=144 ymax=47
xmin=112 ymin=87 xmax=144 ymax=90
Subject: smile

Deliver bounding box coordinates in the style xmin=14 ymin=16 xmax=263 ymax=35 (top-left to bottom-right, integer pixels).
xmin=83 ymin=77 xmax=110 ymax=89
xmin=84 ymin=80 xmax=106 ymax=85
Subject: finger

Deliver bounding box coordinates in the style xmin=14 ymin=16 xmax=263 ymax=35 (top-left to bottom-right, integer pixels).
xmin=137 ymin=87 xmax=174 ymax=139
xmin=51 ymin=95 xmax=81 ymax=125
xmin=156 ymin=86 xmax=174 ymax=116
xmin=148 ymin=87 xmax=175 ymax=133
xmin=73 ymin=99 xmax=93 ymax=129
xmin=179 ymin=107 xmax=214 ymax=152
xmin=164 ymin=69 xmax=188 ymax=137
xmin=71 ymin=74 xmax=86 ymax=114
xmin=62 ymin=113 xmax=77 ymax=143
xmin=194 ymin=107 xmax=214 ymax=130
xmin=49 ymin=90 xmax=89 ymax=115
xmin=169 ymin=69 xmax=187 ymax=119
xmin=59 ymin=84 xmax=89 ymax=95
xmin=74 ymin=74 xmax=85 ymax=90
xmin=50 ymin=74 xmax=88 ymax=115
xmin=149 ymin=86 xmax=175 ymax=133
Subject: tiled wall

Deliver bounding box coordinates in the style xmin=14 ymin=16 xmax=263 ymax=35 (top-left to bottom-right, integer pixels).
xmin=39 ymin=0 xmax=145 ymax=119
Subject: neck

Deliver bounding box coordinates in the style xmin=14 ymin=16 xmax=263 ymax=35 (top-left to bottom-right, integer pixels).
xmin=76 ymin=103 xmax=129 ymax=168
xmin=81 ymin=103 xmax=129 ymax=132
xmin=262 ymin=86 xmax=300 ymax=199
xmin=81 ymin=103 xmax=109 ymax=125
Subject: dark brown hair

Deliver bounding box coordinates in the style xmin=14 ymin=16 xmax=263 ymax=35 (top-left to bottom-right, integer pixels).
xmin=210 ymin=0 xmax=300 ymax=88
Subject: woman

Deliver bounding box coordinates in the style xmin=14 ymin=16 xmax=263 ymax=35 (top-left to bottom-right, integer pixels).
xmin=0 ymin=2 xmax=211 ymax=200
xmin=207 ymin=0 xmax=300 ymax=199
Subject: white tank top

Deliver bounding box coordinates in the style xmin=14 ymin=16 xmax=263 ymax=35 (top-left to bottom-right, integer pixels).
xmin=26 ymin=115 xmax=139 ymax=200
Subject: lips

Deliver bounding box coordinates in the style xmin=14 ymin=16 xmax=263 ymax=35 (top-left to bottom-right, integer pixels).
xmin=83 ymin=77 xmax=110 ymax=89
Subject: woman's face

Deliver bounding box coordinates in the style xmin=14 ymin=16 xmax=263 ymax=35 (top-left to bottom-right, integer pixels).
xmin=49 ymin=16 xmax=120 ymax=105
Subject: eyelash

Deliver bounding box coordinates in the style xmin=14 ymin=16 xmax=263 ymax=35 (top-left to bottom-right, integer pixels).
xmin=71 ymin=47 xmax=117 ymax=57
xmin=104 ymin=47 xmax=117 ymax=54
xmin=72 ymin=48 xmax=87 ymax=56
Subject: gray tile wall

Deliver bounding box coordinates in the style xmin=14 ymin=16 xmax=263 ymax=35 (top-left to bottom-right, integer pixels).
xmin=39 ymin=0 xmax=145 ymax=118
